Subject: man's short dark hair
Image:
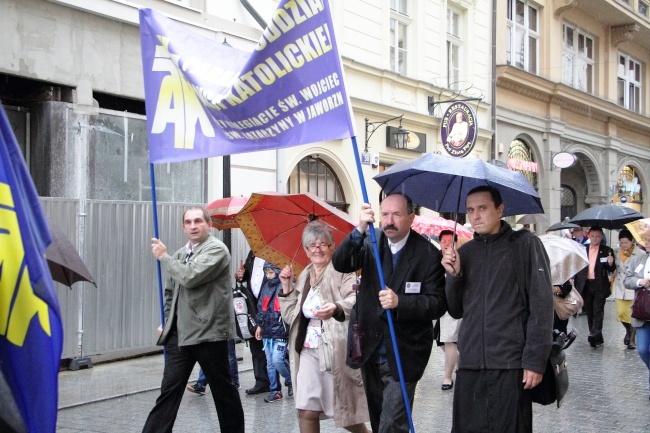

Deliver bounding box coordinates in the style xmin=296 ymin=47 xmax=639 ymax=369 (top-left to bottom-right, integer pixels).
xmin=589 ymin=225 xmax=603 ymax=234
xmin=619 ymin=229 xmax=634 ymax=241
xmin=466 ymin=185 xmax=503 ymax=208
xmin=385 ymin=193 xmax=415 ymax=215
xmin=182 ymin=207 xmax=211 ymax=225
xmin=439 ymin=229 xmax=458 ymax=242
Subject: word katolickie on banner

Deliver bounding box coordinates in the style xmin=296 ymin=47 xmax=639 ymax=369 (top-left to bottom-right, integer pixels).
xmin=139 ymin=0 xmax=355 ymax=164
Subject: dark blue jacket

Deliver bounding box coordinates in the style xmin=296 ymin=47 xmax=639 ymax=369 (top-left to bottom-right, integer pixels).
xmin=256 ymin=278 xmax=289 ymax=339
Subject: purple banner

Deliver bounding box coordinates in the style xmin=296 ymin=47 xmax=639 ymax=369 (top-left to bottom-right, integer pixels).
xmin=139 ymin=1 xmax=355 ymax=164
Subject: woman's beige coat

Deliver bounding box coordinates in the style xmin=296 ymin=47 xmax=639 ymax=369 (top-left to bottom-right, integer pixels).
xmin=613 ymin=245 xmax=645 ymax=300
xmin=279 ymin=262 xmax=369 ymax=428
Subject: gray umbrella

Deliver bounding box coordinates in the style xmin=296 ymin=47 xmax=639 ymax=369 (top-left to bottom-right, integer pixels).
xmin=516 ymin=214 xmax=549 ymax=225
xmin=46 ymin=224 xmax=96 ymax=287
xmin=546 ymin=221 xmax=581 ymax=232
xmin=569 ymin=205 xmax=644 ymax=230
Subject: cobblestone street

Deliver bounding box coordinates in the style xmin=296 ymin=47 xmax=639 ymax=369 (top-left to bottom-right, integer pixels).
xmin=57 ymin=300 xmax=650 ymax=432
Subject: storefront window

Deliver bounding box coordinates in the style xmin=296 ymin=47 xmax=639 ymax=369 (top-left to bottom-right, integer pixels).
xmin=561 ymin=185 xmax=576 ymax=219
xmin=507 ymin=139 xmax=538 ymax=190
xmin=288 ymin=156 xmax=347 ymax=212
xmin=84 ymin=110 xmax=204 ymax=202
xmin=615 ymin=166 xmax=642 ymax=204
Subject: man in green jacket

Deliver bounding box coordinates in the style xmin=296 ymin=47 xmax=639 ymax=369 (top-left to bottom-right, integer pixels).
xmin=142 ymin=207 xmax=244 ymax=433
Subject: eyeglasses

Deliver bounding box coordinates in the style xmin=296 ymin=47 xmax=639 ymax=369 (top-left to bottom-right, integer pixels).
xmin=308 ymin=243 xmax=331 ymax=252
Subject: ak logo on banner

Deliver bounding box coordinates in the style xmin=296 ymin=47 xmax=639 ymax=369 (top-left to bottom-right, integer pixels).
xmin=0 ymin=102 xmax=63 ymax=433
xmin=139 ymin=0 xmax=355 ymax=164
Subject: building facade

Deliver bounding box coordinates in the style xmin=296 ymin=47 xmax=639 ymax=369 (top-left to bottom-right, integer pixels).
xmin=495 ymin=0 xmax=650 ymax=224
xmin=0 ymin=0 xmax=493 ymax=362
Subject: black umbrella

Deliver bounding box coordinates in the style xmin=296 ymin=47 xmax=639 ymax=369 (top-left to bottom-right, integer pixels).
xmin=46 ymin=224 xmax=96 ymax=287
xmin=546 ymin=221 xmax=581 ymax=233
xmin=373 ymin=153 xmax=543 ymax=216
xmin=569 ymin=205 xmax=644 ymax=230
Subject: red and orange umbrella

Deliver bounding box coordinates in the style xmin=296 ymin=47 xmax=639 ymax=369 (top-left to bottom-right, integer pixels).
xmin=411 ymin=215 xmax=473 ymax=239
xmin=206 ymin=196 xmax=249 ymax=230
xmin=234 ymin=192 xmax=354 ymax=275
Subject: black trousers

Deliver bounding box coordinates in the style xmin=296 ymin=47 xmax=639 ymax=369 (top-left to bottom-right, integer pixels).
xmin=249 ymin=336 xmax=270 ymax=388
xmin=583 ymin=280 xmax=608 ymax=340
xmin=361 ymin=361 xmax=416 ymax=433
xmin=142 ymin=330 xmax=244 ymax=433
xmin=452 ymin=369 xmax=532 ymax=433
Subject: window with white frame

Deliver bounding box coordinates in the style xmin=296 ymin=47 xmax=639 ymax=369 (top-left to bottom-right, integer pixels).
xmin=639 ymin=1 xmax=649 ymax=17
xmin=390 ymin=0 xmax=409 ymax=75
xmin=506 ymin=0 xmax=539 ymax=73
xmin=617 ymin=53 xmax=642 ymax=113
xmin=447 ymin=8 xmax=462 ymax=89
xmin=562 ymin=24 xmax=594 ymax=94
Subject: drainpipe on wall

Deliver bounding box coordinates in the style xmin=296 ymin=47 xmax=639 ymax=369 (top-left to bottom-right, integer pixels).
xmin=240 ymin=0 xmax=267 ymax=29
xmin=225 ymin=1 xmax=267 ymax=253
xmin=490 ymin=0 xmax=497 ymax=161
xmin=239 ymin=1 xmax=282 ymax=195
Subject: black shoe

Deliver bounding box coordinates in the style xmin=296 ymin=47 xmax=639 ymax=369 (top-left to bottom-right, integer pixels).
xmin=441 ymin=381 xmax=454 ymax=391
xmin=245 ymin=385 xmax=270 ymax=395
xmin=287 ymin=383 xmax=293 ymax=397
xmin=587 ymin=335 xmax=600 ymax=348
xmin=588 ymin=335 xmax=596 ymax=347
xmin=186 ymin=383 xmax=206 ymax=395
xmin=624 ymin=337 xmax=630 ymax=346
xmin=578 ymin=311 xmax=587 ymax=316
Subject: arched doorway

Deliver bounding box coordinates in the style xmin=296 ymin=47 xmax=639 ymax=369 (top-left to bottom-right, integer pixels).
xmin=288 ymin=155 xmax=348 ymax=212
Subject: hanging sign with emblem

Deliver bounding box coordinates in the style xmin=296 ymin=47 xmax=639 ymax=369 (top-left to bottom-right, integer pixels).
xmin=440 ymin=102 xmax=478 ymax=157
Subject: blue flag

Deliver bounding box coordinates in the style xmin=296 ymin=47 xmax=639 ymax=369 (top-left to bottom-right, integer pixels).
xmin=139 ymin=0 xmax=355 ymax=163
xmin=0 ymin=103 xmax=63 ymax=433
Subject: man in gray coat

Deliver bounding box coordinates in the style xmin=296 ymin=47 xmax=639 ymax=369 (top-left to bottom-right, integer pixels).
xmin=442 ymin=186 xmax=553 ymax=433
xmin=142 ymin=207 xmax=244 ymax=433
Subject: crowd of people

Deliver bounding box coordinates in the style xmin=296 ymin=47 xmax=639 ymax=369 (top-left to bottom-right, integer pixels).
xmin=141 ymin=189 xmax=650 ymax=433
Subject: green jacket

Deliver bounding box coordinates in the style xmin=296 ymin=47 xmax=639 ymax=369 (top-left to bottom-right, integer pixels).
xmin=157 ymin=235 xmax=236 ymax=346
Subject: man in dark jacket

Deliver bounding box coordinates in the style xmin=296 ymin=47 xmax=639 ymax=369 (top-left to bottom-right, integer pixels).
xmin=442 ymin=186 xmax=553 ymax=433
xmin=572 ymin=227 xmax=588 ymax=244
xmin=574 ymin=226 xmax=615 ymax=347
xmin=332 ymin=193 xmax=447 ymax=433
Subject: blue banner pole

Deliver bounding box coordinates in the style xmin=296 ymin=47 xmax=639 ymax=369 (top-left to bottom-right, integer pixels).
xmin=350 ymin=136 xmax=416 ymax=433
xmin=149 ymin=163 xmax=166 ymax=353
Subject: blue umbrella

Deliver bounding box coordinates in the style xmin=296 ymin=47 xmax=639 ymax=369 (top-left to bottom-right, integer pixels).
xmin=373 ymin=153 xmax=543 ymax=216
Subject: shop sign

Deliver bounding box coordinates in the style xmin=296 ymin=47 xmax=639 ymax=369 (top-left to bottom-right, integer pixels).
xmin=552 ymin=152 xmax=577 ymax=169
xmin=440 ymin=102 xmax=477 ymax=157
xmin=507 ymin=158 xmax=538 ymax=173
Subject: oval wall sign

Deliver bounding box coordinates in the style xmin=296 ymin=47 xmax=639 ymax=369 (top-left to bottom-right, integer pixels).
xmin=440 ymin=102 xmax=478 ymax=158
xmin=552 ymin=152 xmax=577 ymax=169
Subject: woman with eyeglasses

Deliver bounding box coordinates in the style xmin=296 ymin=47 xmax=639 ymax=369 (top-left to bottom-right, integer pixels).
xmin=278 ymin=220 xmax=369 ymax=433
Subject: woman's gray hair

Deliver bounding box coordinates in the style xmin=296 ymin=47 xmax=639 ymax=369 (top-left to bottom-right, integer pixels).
xmin=302 ymin=220 xmax=335 ymax=250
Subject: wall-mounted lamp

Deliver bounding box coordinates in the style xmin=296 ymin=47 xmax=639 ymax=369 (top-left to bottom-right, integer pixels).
xmin=364 ymin=114 xmax=409 ymax=152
